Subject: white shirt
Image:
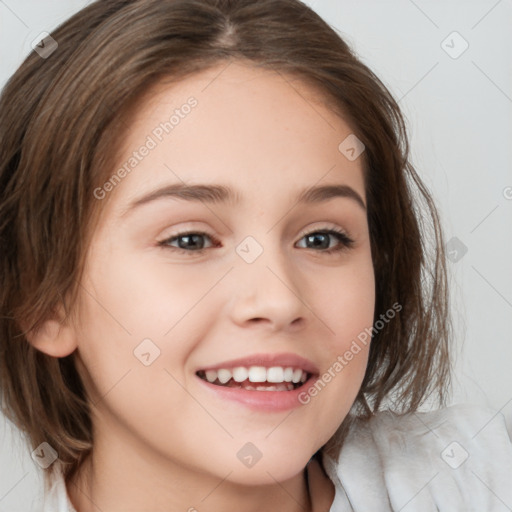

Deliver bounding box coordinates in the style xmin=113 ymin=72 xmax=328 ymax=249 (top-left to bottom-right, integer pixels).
xmin=43 ymin=403 xmax=512 ymax=511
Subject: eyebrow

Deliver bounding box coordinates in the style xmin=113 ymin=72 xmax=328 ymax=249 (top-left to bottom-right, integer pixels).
xmin=121 ymin=182 xmax=366 ymax=216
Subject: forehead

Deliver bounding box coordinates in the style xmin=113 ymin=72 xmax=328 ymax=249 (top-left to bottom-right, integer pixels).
xmin=103 ymin=60 xmax=366 ymax=216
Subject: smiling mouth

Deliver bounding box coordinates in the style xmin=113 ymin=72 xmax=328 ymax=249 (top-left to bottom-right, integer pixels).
xmin=196 ymin=366 xmax=310 ymax=391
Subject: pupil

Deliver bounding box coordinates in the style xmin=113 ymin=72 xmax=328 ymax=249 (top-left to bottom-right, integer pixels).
xmin=307 ymin=233 xmax=328 ymax=249
xmin=180 ymin=234 xmax=204 ymax=250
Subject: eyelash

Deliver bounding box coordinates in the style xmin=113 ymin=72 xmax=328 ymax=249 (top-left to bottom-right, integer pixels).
xmin=157 ymin=227 xmax=355 ymax=256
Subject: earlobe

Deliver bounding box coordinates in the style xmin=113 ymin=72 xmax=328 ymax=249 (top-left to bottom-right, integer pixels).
xmin=24 ymin=306 xmax=78 ymax=358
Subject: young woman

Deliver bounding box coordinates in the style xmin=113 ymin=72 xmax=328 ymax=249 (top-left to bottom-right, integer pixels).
xmin=0 ymin=1 xmax=510 ymax=510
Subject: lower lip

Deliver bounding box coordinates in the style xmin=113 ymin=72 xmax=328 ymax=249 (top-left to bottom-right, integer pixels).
xmin=196 ymin=375 xmax=317 ymax=412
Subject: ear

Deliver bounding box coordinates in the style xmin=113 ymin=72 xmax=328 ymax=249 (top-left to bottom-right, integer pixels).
xmin=24 ymin=303 xmax=78 ymax=358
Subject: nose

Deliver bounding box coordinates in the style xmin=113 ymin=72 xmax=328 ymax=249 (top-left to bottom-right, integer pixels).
xmin=227 ymin=244 xmax=308 ymax=332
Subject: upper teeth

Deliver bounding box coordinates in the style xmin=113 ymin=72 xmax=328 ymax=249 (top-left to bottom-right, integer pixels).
xmin=204 ymin=366 xmax=308 ymax=384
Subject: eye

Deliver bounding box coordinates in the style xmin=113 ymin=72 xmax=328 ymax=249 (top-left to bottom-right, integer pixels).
xmin=295 ymin=228 xmax=355 ymax=254
xmin=158 ymin=230 xmax=219 ymax=254
xmin=158 ymin=227 xmax=354 ymax=255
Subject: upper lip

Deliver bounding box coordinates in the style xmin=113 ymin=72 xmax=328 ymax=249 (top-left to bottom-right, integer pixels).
xmin=197 ymin=352 xmax=319 ymax=374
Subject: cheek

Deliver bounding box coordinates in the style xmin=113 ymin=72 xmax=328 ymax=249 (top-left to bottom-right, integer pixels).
xmin=318 ymin=248 xmax=376 ymax=353
xmin=77 ymin=248 xmax=216 ymax=346
xmin=296 ymin=251 xmax=375 ymax=431
xmin=72 ymin=246 xmax=229 ymax=408
xmin=72 ymin=255 xmax=211 ymax=449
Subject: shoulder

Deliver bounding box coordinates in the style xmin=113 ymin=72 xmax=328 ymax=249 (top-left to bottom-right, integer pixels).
xmin=322 ymin=403 xmax=512 ymax=511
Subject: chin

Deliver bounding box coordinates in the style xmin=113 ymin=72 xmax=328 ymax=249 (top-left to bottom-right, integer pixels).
xmin=204 ymin=438 xmax=318 ymax=487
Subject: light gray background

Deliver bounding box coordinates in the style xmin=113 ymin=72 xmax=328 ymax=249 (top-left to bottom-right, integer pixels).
xmin=1 ymin=0 xmax=511 ymax=509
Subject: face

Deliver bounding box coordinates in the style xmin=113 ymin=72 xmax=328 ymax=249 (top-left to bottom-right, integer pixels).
xmin=72 ymin=60 xmax=375 ymax=485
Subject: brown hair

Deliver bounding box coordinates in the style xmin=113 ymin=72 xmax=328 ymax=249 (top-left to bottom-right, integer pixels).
xmin=0 ymin=0 xmax=451 ymax=487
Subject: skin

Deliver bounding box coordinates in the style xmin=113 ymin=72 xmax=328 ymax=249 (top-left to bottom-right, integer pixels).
xmin=32 ymin=60 xmax=375 ymax=512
